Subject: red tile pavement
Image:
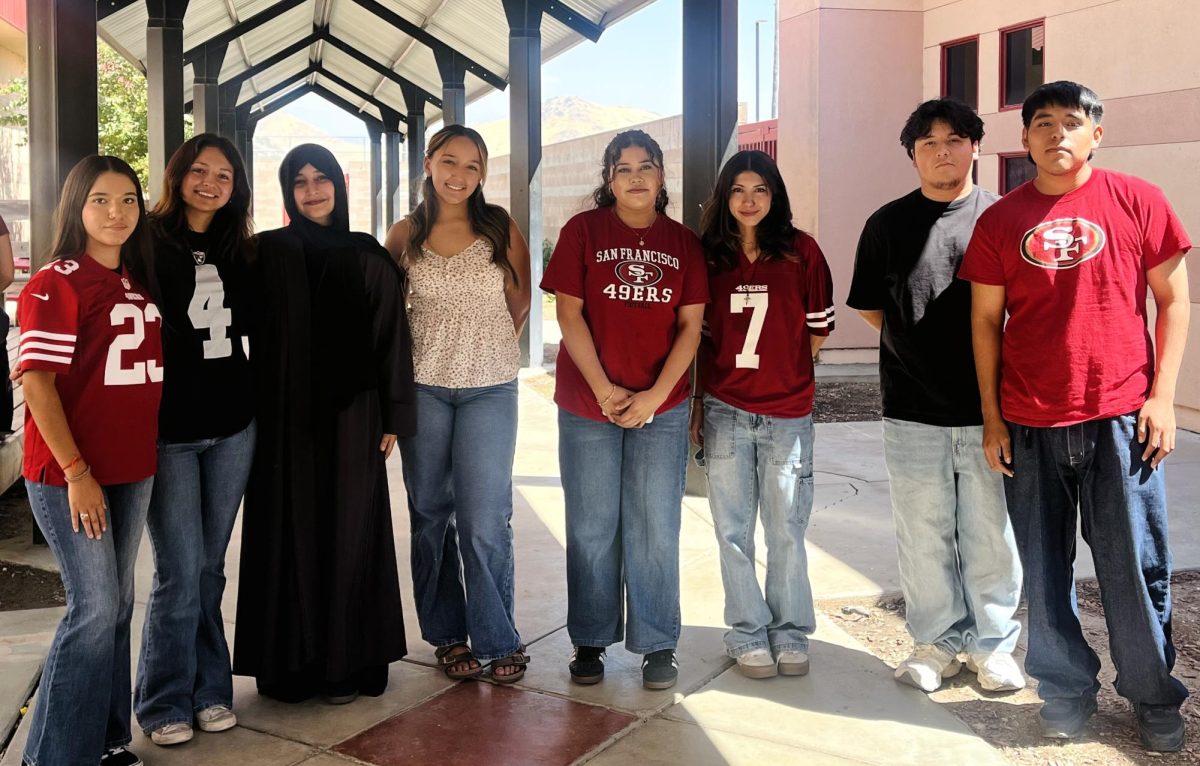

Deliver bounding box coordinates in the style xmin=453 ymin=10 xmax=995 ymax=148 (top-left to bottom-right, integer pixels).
xmin=334 ymin=681 xmax=638 ymax=766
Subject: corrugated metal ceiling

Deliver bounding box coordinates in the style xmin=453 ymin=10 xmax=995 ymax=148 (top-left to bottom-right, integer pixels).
xmin=98 ymin=0 xmax=657 ymax=134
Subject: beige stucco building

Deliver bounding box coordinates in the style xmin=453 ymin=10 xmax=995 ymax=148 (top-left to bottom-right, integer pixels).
xmin=778 ymin=0 xmax=1200 ymax=428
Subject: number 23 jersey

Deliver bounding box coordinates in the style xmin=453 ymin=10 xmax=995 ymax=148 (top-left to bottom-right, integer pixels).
xmin=702 ymin=232 xmax=835 ymax=418
xmin=18 ymin=255 xmax=163 ymax=486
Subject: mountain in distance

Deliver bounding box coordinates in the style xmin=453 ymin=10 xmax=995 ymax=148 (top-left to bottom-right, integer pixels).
xmin=475 ymin=95 xmax=661 ymax=157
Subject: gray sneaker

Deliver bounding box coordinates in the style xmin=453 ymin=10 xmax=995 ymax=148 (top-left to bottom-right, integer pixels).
xmin=149 ymin=722 xmax=193 ymax=746
xmin=196 ymin=704 xmax=237 ymax=733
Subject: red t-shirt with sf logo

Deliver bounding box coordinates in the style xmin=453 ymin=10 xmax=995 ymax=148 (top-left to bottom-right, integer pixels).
xmin=541 ymin=207 xmax=710 ymax=421
xmin=960 ymin=168 xmax=1191 ymax=427
xmin=702 ymin=231 xmax=835 ymax=418
xmin=18 ymin=255 xmax=164 ymax=485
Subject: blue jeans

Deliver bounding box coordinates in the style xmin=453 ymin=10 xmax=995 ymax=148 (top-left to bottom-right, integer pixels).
xmin=23 ymin=477 xmax=154 ymax=766
xmin=400 ymin=381 xmax=520 ymax=661
xmin=134 ymin=421 xmax=256 ymax=732
xmin=558 ymin=401 xmax=688 ymax=654
xmin=882 ymin=418 xmax=1022 ymax=656
xmin=1005 ymin=413 xmax=1188 ymax=706
xmin=703 ymin=397 xmax=816 ymax=657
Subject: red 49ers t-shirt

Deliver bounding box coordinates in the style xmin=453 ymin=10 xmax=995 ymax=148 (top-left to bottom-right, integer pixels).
xmin=702 ymin=232 xmax=834 ymax=418
xmin=959 ymin=168 xmax=1191 ymax=427
xmin=18 ymin=255 xmax=164 ymax=485
xmin=541 ymin=208 xmax=710 ymax=421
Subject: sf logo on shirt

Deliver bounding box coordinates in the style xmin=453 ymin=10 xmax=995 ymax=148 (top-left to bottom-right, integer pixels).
xmin=602 ymin=260 xmax=675 ymax=303
xmin=1020 ymin=218 xmax=1106 ymax=269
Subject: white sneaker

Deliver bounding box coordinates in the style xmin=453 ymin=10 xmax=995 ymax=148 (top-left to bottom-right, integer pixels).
xmin=965 ymin=652 xmax=1026 ymax=692
xmin=735 ymin=648 xmax=778 ymax=679
xmin=777 ymin=650 xmax=810 ymax=677
xmin=196 ymin=704 xmax=238 ymax=732
xmin=894 ymin=644 xmax=961 ymax=692
xmin=150 ymin=722 xmax=193 ymax=746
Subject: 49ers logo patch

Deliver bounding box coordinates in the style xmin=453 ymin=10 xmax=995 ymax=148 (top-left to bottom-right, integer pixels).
xmin=615 ymin=261 xmax=663 ymax=287
xmin=1020 ymin=218 xmax=1106 ymax=270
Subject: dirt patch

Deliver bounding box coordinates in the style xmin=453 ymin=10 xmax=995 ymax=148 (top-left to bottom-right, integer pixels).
xmin=821 ymin=571 xmax=1200 ymax=765
xmin=525 ymin=357 xmax=883 ymax=426
xmin=0 ymin=483 xmax=64 ymax=612
xmin=0 ymin=563 xmax=64 ymax=611
xmin=813 ymin=380 xmax=882 ymax=423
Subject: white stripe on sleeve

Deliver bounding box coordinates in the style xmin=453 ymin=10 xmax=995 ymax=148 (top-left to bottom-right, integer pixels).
xmin=20 ymin=341 xmax=75 ymax=354
xmin=21 ymin=330 xmax=77 ymax=343
xmin=19 ymin=352 xmax=73 ymax=365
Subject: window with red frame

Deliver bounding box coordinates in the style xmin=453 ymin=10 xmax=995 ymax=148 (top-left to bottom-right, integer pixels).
xmin=1000 ymin=153 xmax=1038 ymax=195
xmin=942 ymin=38 xmax=978 ymax=110
xmin=1002 ymin=22 xmax=1045 ymax=108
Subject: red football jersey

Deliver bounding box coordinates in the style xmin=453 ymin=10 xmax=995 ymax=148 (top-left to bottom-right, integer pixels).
xmin=960 ymin=168 xmax=1191 ymax=427
xmin=18 ymin=255 xmax=164 ymax=485
xmin=702 ymin=232 xmax=835 ymax=418
xmin=541 ymin=208 xmax=710 ymax=421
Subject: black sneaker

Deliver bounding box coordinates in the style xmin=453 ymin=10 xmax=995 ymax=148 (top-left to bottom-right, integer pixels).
xmin=100 ymin=748 xmax=143 ymax=766
xmin=1135 ymin=703 xmax=1185 ymax=752
xmin=1038 ymin=696 xmax=1097 ymax=738
xmin=569 ymin=646 xmax=606 ymax=685
xmin=642 ymin=649 xmax=678 ymax=690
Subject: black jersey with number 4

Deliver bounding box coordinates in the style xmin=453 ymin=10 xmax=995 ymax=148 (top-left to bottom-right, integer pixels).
xmin=153 ymin=226 xmax=255 ymax=441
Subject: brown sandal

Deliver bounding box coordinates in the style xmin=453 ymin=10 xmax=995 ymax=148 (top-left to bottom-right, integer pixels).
xmin=435 ymin=643 xmax=483 ymax=680
xmin=490 ymin=647 xmax=529 ymax=684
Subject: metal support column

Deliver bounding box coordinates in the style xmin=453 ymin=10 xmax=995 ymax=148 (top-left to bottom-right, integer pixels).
xmin=503 ymin=0 xmax=543 ymax=368
xmin=192 ymin=42 xmax=227 ymax=135
xmin=367 ymin=122 xmax=383 ymax=238
xmin=218 ymin=82 xmax=239 ymax=141
xmin=146 ymin=0 xmax=190 ymax=202
xmin=434 ymin=48 xmax=467 ymax=127
xmin=399 ymin=83 xmax=426 ymax=212
xmin=234 ymin=106 xmax=251 ymax=177
xmin=681 ymin=0 xmax=738 ymax=233
xmin=28 ymin=0 xmax=98 ymax=271
xmin=243 ymin=117 xmax=257 ymax=199
xmin=381 ymin=108 xmax=403 ymax=226
xmin=681 ymin=0 xmax=737 ymax=496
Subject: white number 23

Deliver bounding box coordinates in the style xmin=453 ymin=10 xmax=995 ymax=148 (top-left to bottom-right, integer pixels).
xmin=104 ymin=304 xmax=163 ymax=386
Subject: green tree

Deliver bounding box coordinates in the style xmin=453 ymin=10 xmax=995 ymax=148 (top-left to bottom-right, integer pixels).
xmin=0 ymin=41 xmax=191 ymax=189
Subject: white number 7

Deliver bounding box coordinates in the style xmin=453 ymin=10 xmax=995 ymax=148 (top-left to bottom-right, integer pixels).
xmin=732 ymin=292 xmax=768 ymax=369
xmin=105 ymin=304 xmax=163 ymax=386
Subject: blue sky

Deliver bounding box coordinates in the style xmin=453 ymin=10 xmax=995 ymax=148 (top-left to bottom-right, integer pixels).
xmin=281 ymin=0 xmax=778 ymax=138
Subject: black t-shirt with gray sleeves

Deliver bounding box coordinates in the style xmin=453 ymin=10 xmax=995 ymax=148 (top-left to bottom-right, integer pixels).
xmin=847 ymin=186 xmax=999 ymax=427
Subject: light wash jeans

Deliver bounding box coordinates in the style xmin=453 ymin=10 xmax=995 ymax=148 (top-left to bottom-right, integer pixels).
xmin=882 ymin=417 xmax=1022 ymax=656
xmin=1005 ymin=414 xmax=1188 ymax=705
xmin=702 ymin=397 xmax=816 ymax=657
xmin=558 ymin=401 xmax=689 ymax=654
xmin=400 ymin=380 xmax=521 ymax=661
xmin=135 ymin=420 xmax=256 ymax=733
xmin=24 ymin=477 xmax=154 ymax=766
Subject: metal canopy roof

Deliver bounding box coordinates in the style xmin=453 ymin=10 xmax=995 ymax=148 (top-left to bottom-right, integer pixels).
xmin=97 ymin=0 xmax=655 ymax=133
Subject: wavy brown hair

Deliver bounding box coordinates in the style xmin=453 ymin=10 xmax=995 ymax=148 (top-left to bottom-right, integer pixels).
xmin=699 ymin=150 xmax=798 ymax=273
xmin=49 ymin=154 xmax=152 ymax=288
xmin=590 ymin=129 xmax=669 ymax=213
xmin=403 ymin=125 xmax=516 ymax=285
xmin=150 ymin=133 xmax=253 ymax=261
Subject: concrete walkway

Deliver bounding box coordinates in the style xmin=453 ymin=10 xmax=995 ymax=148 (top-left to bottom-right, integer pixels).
xmin=2 ymin=378 xmax=1199 ymax=765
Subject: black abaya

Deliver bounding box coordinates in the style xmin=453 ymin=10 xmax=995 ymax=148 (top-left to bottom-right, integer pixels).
xmin=232 ymin=223 xmax=415 ymax=702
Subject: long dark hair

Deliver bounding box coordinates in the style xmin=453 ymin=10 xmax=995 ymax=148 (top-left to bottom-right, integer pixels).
xmin=590 ymin=129 xmax=669 ymax=213
xmin=278 ymin=143 xmax=350 ymax=231
xmin=403 ymin=125 xmax=516 ymax=285
xmin=150 ymin=132 xmax=253 ymax=260
xmin=699 ymin=150 xmax=797 ymax=273
xmin=50 ymin=154 xmax=152 ymax=287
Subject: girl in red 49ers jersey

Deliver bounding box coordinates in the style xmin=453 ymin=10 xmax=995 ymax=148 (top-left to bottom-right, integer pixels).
xmin=18 ymin=156 xmax=162 ymax=766
xmin=692 ymin=150 xmax=834 ymax=680
xmin=542 ymin=130 xmax=709 ymax=691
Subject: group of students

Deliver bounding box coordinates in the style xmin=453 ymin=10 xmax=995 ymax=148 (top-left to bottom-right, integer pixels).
xmin=14 ymin=76 xmax=1191 ymax=766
